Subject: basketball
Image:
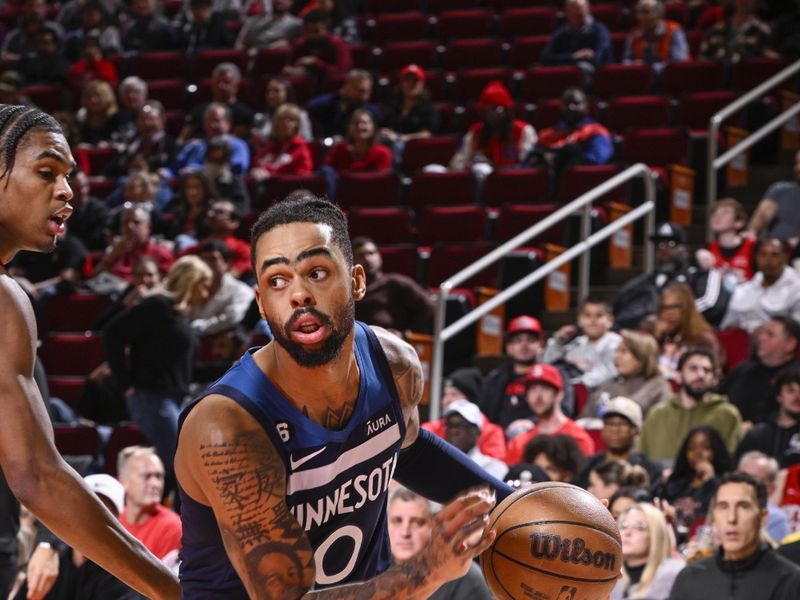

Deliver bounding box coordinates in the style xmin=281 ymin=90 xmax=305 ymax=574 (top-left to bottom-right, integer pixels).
xmin=480 ymin=482 xmax=622 ymax=600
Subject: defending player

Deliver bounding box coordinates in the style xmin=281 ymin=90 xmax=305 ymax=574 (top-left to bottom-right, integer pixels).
xmin=175 ymin=193 xmax=516 ymax=598
xmin=0 ymin=104 xmax=179 ymax=599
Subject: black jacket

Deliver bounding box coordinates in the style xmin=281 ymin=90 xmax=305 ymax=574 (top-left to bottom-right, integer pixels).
xmin=668 ymin=546 xmax=800 ymax=600
xmin=736 ymin=418 xmax=800 ymax=468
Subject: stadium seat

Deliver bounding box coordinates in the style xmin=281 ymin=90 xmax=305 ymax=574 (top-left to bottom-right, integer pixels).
xmin=418 ymin=205 xmax=488 ymax=244
xmin=347 ymin=207 xmax=415 ymax=244
xmin=378 ymin=40 xmax=438 ymax=72
xmin=717 ymin=328 xmax=751 ymax=373
xmin=451 ymin=67 xmax=512 ymax=104
xmin=731 ymin=58 xmax=793 ymax=92
xmin=591 ymin=64 xmax=655 ymax=99
xmin=665 ymin=1 xmax=689 ymax=25
xmin=367 ymin=0 xmax=419 ymax=13
xmin=42 ymin=294 xmax=112 ymax=333
xmin=147 ymin=79 xmax=187 ymax=111
xmin=591 ymin=4 xmax=625 ymax=31
xmin=82 ymin=147 xmax=118 ymax=177
xmin=660 ymin=61 xmax=726 ymax=96
xmin=350 ymin=43 xmax=373 ymax=70
xmin=372 ymin=12 xmax=429 ymax=44
xmin=402 ymin=136 xmax=462 ymax=173
xmin=48 ymin=376 xmax=85 ymax=408
xmin=378 ymin=244 xmax=421 ymax=280
xmin=495 ymin=204 xmax=564 ymax=246
xmin=521 ymin=66 xmax=583 ymax=101
xmin=557 ymin=165 xmax=625 ymax=205
xmin=335 ymin=171 xmax=401 ymax=209
xmin=104 ymin=423 xmax=148 ymax=476
xmin=428 ymin=0 xmax=483 ymax=11
xmin=610 ymin=32 xmax=627 ymax=60
xmin=87 ymin=177 xmax=115 ymax=199
xmin=605 ymin=95 xmax=671 ymax=133
xmin=436 ymin=9 xmax=494 ymax=40
xmin=252 ymin=46 xmax=292 ymax=75
xmin=258 ymin=174 xmax=328 ymax=208
xmin=425 ymin=242 xmax=496 ymax=288
xmin=21 ymin=85 xmax=65 ymax=113
xmin=54 ymin=426 xmax=100 ymax=458
xmin=442 ymin=38 xmax=503 ymax=70
xmin=408 ymin=171 xmax=476 ymax=210
xmin=676 ymin=91 xmax=738 ymax=131
xmin=189 ymin=49 xmax=246 ymax=80
xmin=620 ymin=128 xmax=687 ymax=167
xmin=481 ymin=168 xmax=550 ymax=206
xmin=509 ymin=36 xmax=550 ymax=69
xmin=532 ymin=97 xmax=563 ymax=131
xmin=129 ymin=51 xmax=185 ymax=80
xmin=498 ymin=7 xmax=557 ymax=38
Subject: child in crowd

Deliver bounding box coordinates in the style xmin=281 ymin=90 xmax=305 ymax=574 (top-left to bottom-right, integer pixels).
xmin=696 ymin=198 xmax=756 ymax=290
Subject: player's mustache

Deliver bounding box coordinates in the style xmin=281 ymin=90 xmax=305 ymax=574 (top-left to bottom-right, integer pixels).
xmin=285 ymin=307 xmax=335 ymax=333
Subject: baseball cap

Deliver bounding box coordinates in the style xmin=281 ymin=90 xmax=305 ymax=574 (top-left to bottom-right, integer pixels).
xmin=84 ymin=473 xmax=125 ymax=516
xmin=400 ymin=64 xmax=425 ymax=83
xmin=479 ymin=80 xmax=513 ymax=109
xmin=650 ymin=221 xmax=687 ymax=245
xmin=521 ymin=364 xmax=563 ymax=392
xmin=0 ymin=71 xmax=21 ymax=93
xmin=506 ymin=315 xmax=542 ymax=337
xmin=444 ymin=399 xmax=483 ymax=430
xmin=602 ymin=396 xmax=643 ymax=429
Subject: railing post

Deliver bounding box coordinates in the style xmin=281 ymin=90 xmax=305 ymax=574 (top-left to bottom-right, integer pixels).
xmin=579 ymin=203 xmax=592 ymax=301
xmin=428 ymin=283 xmax=450 ymax=421
xmin=644 ymin=172 xmax=657 ymax=273
xmin=707 ymin=115 xmax=720 ymax=243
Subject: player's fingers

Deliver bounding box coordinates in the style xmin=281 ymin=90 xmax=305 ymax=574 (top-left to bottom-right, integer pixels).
xmin=466 ymin=528 xmax=497 ymax=558
xmin=440 ymin=496 xmax=495 ymax=539
xmin=27 ymin=572 xmax=44 ymax=600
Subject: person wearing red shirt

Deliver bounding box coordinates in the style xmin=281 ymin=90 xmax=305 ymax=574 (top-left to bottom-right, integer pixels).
xmin=182 ymin=200 xmax=251 ymax=279
xmin=506 ymin=364 xmax=595 ymax=465
xmin=285 ymin=9 xmax=351 ymax=83
xmin=250 ymin=103 xmax=313 ymax=180
xmin=698 ymin=198 xmax=755 ymax=286
xmin=118 ymin=446 xmax=182 ymax=566
xmin=67 ymin=33 xmax=119 ymax=92
xmin=325 ymin=109 xmax=392 ymax=173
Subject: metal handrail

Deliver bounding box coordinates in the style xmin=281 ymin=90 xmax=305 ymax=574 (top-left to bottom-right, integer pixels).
xmin=428 ymin=163 xmax=657 ymax=419
xmin=706 ymin=59 xmax=800 ymax=240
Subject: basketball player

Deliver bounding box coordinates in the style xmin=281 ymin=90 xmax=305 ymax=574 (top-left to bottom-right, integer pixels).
xmin=175 ymin=193 xmax=517 ymax=598
xmin=0 ymin=105 xmax=178 ymax=599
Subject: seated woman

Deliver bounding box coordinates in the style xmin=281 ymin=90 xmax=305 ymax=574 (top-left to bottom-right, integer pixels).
xmin=609 ymin=486 xmax=653 ymax=521
xmin=166 ymin=171 xmax=215 ymax=252
xmin=587 ymin=460 xmax=650 ymax=502
xmin=76 ymin=79 xmax=121 ymax=146
xmin=250 ymin=103 xmax=313 ymax=181
xmin=611 ymin=502 xmax=685 ymax=600
xmin=251 ymin=78 xmax=312 ymax=147
xmin=652 ymin=425 xmax=732 ymax=545
xmin=655 ymin=282 xmax=723 ymax=381
xmin=380 ymin=64 xmax=439 ymax=157
xmin=449 ymin=80 xmax=536 ymax=178
xmin=583 ymin=329 xmax=672 ymax=419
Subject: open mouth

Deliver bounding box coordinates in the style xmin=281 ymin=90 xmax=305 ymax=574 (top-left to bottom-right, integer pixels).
xmin=290 ymin=312 xmax=328 ymax=345
xmin=47 ymin=215 xmax=66 ymax=235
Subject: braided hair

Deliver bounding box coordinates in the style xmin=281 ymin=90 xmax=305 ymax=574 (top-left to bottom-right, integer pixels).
xmin=0 ymin=104 xmax=64 ymax=185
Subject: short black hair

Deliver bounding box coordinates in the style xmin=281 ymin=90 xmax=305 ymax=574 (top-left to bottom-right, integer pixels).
xmin=523 ymin=434 xmax=585 ymax=478
xmin=199 ymin=239 xmax=232 ymax=262
xmin=0 ymin=104 xmax=64 ymax=186
xmin=303 ymin=9 xmax=329 ymax=25
xmin=775 ymin=363 xmax=800 ymax=391
xmin=771 ymin=315 xmax=800 ymax=345
xmin=677 ymin=346 xmax=717 ymax=372
xmin=351 ymin=236 xmax=375 ymax=251
xmin=714 ymin=471 xmax=768 ymax=509
xmin=250 ymin=190 xmax=352 ymax=274
xmin=578 ymin=296 xmax=612 ymax=315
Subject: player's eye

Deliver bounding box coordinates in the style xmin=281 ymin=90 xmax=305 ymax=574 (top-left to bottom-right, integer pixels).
xmin=270 ymin=276 xmax=288 ymax=289
xmin=309 ymin=268 xmax=328 ymax=281
xmin=39 ymin=170 xmax=55 ymax=181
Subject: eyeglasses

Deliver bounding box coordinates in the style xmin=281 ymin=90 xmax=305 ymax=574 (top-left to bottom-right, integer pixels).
xmin=603 ymin=419 xmax=633 ymax=430
xmin=655 ymin=240 xmax=678 ymax=249
xmin=444 ymin=421 xmax=474 ymax=431
xmin=618 ymin=520 xmax=649 ymax=532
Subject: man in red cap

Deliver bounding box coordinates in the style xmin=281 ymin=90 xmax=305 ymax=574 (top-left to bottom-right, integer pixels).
xmin=449 ymin=80 xmax=536 ymax=174
xmin=479 ymin=315 xmax=575 ymax=432
xmin=505 ymin=364 xmax=595 ymax=465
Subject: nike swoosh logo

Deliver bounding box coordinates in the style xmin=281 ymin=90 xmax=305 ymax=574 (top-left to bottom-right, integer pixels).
xmin=289 ymin=447 xmax=326 ymax=471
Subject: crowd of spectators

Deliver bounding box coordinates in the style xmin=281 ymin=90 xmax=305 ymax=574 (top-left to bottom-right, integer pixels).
xmin=3 ymin=0 xmax=800 ymax=597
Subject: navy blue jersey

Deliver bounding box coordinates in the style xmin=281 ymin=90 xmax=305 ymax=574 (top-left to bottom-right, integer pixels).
xmin=177 ymin=322 xmax=407 ymax=599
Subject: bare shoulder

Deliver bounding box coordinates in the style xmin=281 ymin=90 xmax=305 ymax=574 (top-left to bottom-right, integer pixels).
xmin=0 ymin=274 xmax=37 ymax=373
xmin=372 ymin=326 xmax=423 ymax=408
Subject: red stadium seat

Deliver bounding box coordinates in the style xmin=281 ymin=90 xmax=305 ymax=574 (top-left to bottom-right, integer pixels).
xmin=620 ymin=128 xmax=687 ymax=167
xmin=717 ymin=328 xmax=751 ymax=373
xmin=532 ymin=98 xmax=563 ymax=131
xmin=189 ymin=49 xmax=246 ymax=80
xmin=129 ymin=51 xmax=185 ymax=80
xmin=591 ymin=64 xmax=655 ymax=99
xmin=378 ymin=244 xmax=421 ymax=280
xmin=418 ymin=205 xmax=488 ymax=244
xmin=348 ymin=207 xmax=415 ymax=244
xmin=428 ymin=0 xmax=483 ymax=11
xmin=451 ymin=67 xmax=512 ymax=104
xmin=408 ymin=171 xmax=476 ymax=210
xmin=367 ymin=0 xmax=419 ymax=13
xmin=495 ymin=204 xmax=564 ymax=246
xmin=481 ymin=168 xmax=550 ymax=206
xmin=48 ymin=376 xmax=85 ymax=408
xmin=442 ymin=38 xmax=503 ymax=70
xmin=252 ymin=46 xmax=292 ymax=75
xmin=82 ymin=147 xmax=118 ymax=177
xmin=676 ymin=91 xmax=738 ymax=131
xmin=372 ymin=12 xmax=429 ymax=44
xmin=42 ymin=294 xmax=112 ymax=333
xmin=731 ymin=58 xmax=793 ymax=92
xmin=665 ymin=1 xmax=689 ymax=25
xmin=335 ymin=171 xmax=401 ymax=209
xmin=54 ymin=426 xmax=100 ymax=458
xmin=660 ymin=61 xmax=725 ymax=96
xmin=610 ymin=32 xmax=627 ymax=60
xmin=402 ymin=136 xmax=462 ymax=173
xmin=521 ymin=66 xmax=583 ymax=101
xmin=436 ymin=9 xmax=494 ymax=40
xmin=605 ymin=95 xmax=671 ymax=133
xmin=258 ymin=174 xmax=329 ymax=208
xmin=591 ymin=4 xmax=625 ymax=31
xmin=378 ymin=40 xmax=438 ymax=72
xmin=104 ymin=423 xmax=149 ymax=476
xmin=425 ymin=242 xmax=496 ymax=287
xmin=508 ymin=36 xmax=550 ymax=69
xmin=498 ymin=7 xmax=557 ymax=38
xmin=21 ymin=85 xmax=65 ymax=113
xmin=557 ymin=165 xmax=625 ymax=205
xmin=147 ymin=79 xmax=187 ymax=111
xmin=350 ymin=43 xmax=373 ymax=70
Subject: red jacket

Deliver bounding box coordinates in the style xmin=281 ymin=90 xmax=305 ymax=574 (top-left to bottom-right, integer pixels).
xmin=67 ymin=58 xmax=119 ymax=91
xmin=708 ymin=237 xmax=756 ymax=282
xmin=183 ymin=235 xmax=251 ymax=277
xmin=325 ymin=142 xmax=392 ymax=173
xmin=252 ymin=135 xmax=313 ymax=177
xmin=506 ymin=418 xmax=595 ymax=466
xmin=468 ymin=119 xmax=530 ymax=167
xmin=422 ymin=414 xmax=508 ymax=462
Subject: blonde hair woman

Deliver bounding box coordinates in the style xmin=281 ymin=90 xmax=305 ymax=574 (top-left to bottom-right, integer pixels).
xmin=582 ymin=330 xmax=672 ymax=418
xmin=104 ymin=255 xmax=212 ymax=489
xmin=610 ymin=503 xmax=685 ymax=600
xmin=77 ymin=79 xmax=120 ymax=145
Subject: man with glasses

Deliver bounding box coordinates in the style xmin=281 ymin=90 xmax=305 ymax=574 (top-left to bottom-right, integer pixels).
xmin=613 ymin=221 xmax=730 ymax=329
xmin=443 ymin=399 xmax=508 ymax=481
xmin=575 ymin=396 xmax=661 ymax=488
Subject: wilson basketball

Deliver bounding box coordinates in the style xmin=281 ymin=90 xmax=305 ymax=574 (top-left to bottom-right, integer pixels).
xmin=480 ymin=482 xmax=622 ymax=600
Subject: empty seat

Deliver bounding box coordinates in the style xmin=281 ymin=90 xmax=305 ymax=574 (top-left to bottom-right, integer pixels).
xmin=717 ymin=328 xmax=751 ymax=373
xmin=495 ymin=204 xmax=564 ymax=246
xmin=54 ymin=426 xmax=100 ymax=458
xmin=260 ymin=174 xmax=328 ymax=207
xmin=676 ymin=91 xmax=737 ymax=130
xmin=436 ymin=9 xmax=494 ymax=40
xmin=336 ymin=171 xmax=401 ymax=209
xmin=402 ymin=136 xmax=462 ymax=173
xmin=498 ymin=7 xmax=557 ymax=38
xmin=660 ymin=61 xmax=725 ymax=96
xmin=82 ymin=147 xmax=118 ymax=177
xmin=522 ymin=66 xmax=583 ymax=101
xmin=104 ymin=423 xmax=148 ymax=476
xmin=129 ymin=51 xmax=185 ymax=80
xmin=591 ymin=4 xmax=625 ymax=31
xmin=532 ymin=97 xmax=563 ymax=131
xmin=408 ymin=171 xmax=476 ymax=210
xmin=451 ymin=67 xmax=512 ymax=104
xmin=442 ymin=38 xmax=503 ymax=70
xmin=42 ymin=294 xmax=112 ymax=333
xmin=557 ymin=165 xmax=625 ymax=204
xmin=428 ymin=0 xmax=483 ymax=11
xmin=189 ymin=49 xmax=246 ymax=80
xmin=348 ymin=207 xmax=414 ymax=244
xmin=509 ymin=35 xmax=550 ymax=69
xmin=48 ymin=376 xmax=85 ymax=408
xmin=425 ymin=242 xmax=496 ymax=287
xmin=418 ymin=205 xmax=488 ymax=244
xmin=481 ymin=168 xmax=550 ymax=206
xmin=610 ymin=32 xmax=627 ymax=60
xmin=372 ymin=12 xmax=429 ymax=44
xmin=605 ymin=95 xmax=671 ymax=132
xmin=252 ymin=46 xmax=292 ymax=75
xmin=620 ymin=128 xmax=687 ymax=167
xmin=147 ymin=79 xmax=187 ymax=111
xmin=665 ymin=1 xmax=689 ymax=25
xmin=368 ymin=0 xmax=419 ymax=13
xmin=731 ymin=58 xmax=792 ymax=92
xmin=378 ymin=40 xmax=437 ymax=71
xmin=378 ymin=244 xmax=421 ymax=280
xmin=591 ymin=64 xmax=655 ymax=99
xmin=21 ymin=85 xmax=65 ymax=113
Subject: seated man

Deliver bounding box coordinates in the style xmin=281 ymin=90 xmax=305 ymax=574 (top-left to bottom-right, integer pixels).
xmin=352 ymin=237 xmax=434 ymax=335
xmin=623 ymin=0 xmax=690 ymax=73
xmin=284 ymin=9 xmax=351 ymax=86
xmin=442 ymin=400 xmax=508 ymax=481
xmin=738 ymin=451 xmax=792 ymax=544
xmin=118 ymin=446 xmax=182 ymax=567
xmin=747 ymin=150 xmax=800 ymax=243
xmin=235 ymin=0 xmax=301 ymax=52
xmin=307 ymin=69 xmax=379 ymax=139
xmin=183 ymin=200 xmax=251 ymax=279
xmin=121 ymin=0 xmax=176 ymax=52
xmin=697 ymin=198 xmax=756 ymax=289
xmin=109 ymin=100 xmax=177 ymax=178
xmin=540 ymin=0 xmax=613 ymax=78
xmin=173 ymin=102 xmax=250 ymax=176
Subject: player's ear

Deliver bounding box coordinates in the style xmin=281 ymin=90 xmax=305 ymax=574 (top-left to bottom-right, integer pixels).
xmin=254 ymin=287 xmax=268 ymax=321
xmin=352 ymin=263 xmax=366 ymax=301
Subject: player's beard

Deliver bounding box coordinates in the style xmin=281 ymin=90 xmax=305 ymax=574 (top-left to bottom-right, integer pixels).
xmin=268 ymin=299 xmax=355 ymax=368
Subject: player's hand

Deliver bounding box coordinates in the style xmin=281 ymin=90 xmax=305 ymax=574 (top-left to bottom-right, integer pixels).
xmin=26 ymin=543 xmax=59 ymax=600
xmin=424 ymin=488 xmax=497 ymax=585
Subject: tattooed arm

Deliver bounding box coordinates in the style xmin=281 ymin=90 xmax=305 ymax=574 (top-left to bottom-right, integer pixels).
xmin=176 ymin=394 xmax=496 ymax=600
